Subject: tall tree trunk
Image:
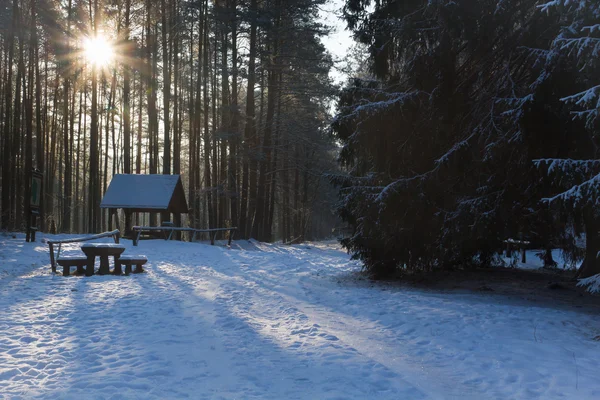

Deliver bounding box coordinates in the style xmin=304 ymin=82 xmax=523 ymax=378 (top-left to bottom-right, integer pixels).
xmin=62 ymin=0 xmax=73 ymax=233
xmin=123 ymin=0 xmax=132 ymax=235
xmin=266 ymin=72 xmax=282 ymax=242
xmin=146 ymin=5 xmax=159 ymax=226
xmin=12 ymin=17 xmax=25 ymax=230
xmin=219 ymin=26 xmax=229 ymax=229
xmin=228 ymin=0 xmax=239 ymax=230
xmin=188 ymin=17 xmax=197 ymax=228
xmin=211 ymin=31 xmax=219 ymax=227
xmin=250 ymin=51 xmax=265 ymax=239
xmin=161 ymin=0 xmax=171 ymax=225
xmin=48 ymin=72 xmax=59 ymax=232
xmin=1 ymin=0 xmax=17 ymax=229
xmin=88 ymin=0 xmax=100 ymax=233
xmin=172 ymin=0 xmax=182 ymax=233
xmin=136 ymin=62 xmax=142 ymax=176
xmin=202 ymin=7 xmax=214 ymax=229
xmin=82 ymin=79 xmax=88 ymax=233
xmin=24 ymin=0 xmax=35 ymax=240
xmin=74 ymin=89 xmax=83 ymax=232
xmin=34 ymin=4 xmax=44 ymax=232
xmin=240 ymin=0 xmax=257 ymax=238
xmin=256 ymin=17 xmax=279 ymax=241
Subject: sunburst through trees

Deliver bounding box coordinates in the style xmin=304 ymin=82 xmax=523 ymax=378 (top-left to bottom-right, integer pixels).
xmin=0 ymin=0 xmax=338 ymax=242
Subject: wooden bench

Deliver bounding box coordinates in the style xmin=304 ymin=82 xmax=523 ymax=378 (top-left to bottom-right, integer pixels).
xmin=57 ymin=256 xmax=89 ymax=276
xmin=116 ymin=255 xmax=148 ymax=275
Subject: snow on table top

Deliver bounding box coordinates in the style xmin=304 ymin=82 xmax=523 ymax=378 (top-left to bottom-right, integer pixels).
xmin=1 ymin=233 xmax=599 ymax=399
xmin=80 ymin=243 xmax=126 ymax=249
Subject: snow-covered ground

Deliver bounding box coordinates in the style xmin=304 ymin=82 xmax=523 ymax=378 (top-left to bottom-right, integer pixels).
xmin=502 ymin=248 xmax=600 ymax=294
xmin=502 ymin=249 xmax=580 ymax=271
xmin=1 ymin=233 xmax=600 ymax=399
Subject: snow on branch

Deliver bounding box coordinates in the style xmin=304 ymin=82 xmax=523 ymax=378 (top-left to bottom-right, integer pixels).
xmin=577 ymin=273 xmax=600 ymax=293
xmin=542 ymin=172 xmax=600 ymax=207
xmin=374 ymin=173 xmax=429 ymax=204
xmin=535 ymin=159 xmax=600 ymax=207
xmin=338 ymin=90 xmax=422 ymax=124
xmin=560 ymin=85 xmax=600 ymax=122
xmin=583 ymin=24 xmax=600 ymax=34
xmin=538 ymin=0 xmax=589 ymax=13
xmin=534 ymin=158 xmax=600 ymax=177
xmin=555 ymin=36 xmax=600 ymax=58
xmin=497 ymin=94 xmax=534 ymax=118
xmin=435 ymin=130 xmax=477 ymax=165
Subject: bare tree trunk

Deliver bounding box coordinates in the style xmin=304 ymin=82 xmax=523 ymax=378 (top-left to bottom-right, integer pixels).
xmin=24 ymin=0 xmax=35 ymax=240
xmin=34 ymin=3 xmax=44 ymax=231
xmin=146 ymin=4 xmax=159 ymax=226
xmin=62 ymin=0 xmax=73 ymax=233
xmin=240 ymin=0 xmax=257 ymax=238
xmin=161 ymin=0 xmax=171 ymax=225
xmin=219 ymin=15 xmax=230 ymax=228
xmin=256 ymin=17 xmax=280 ymax=241
xmin=82 ymin=80 xmax=88 ymax=233
xmin=172 ymin=0 xmax=182 ymax=234
xmin=74 ymin=89 xmax=83 ymax=232
xmin=1 ymin=0 xmax=17 ymax=229
xmin=88 ymin=0 xmax=100 ymax=233
xmin=202 ymin=6 xmax=214 ymax=229
xmin=228 ymin=0 xmax=239 ymax=230
xmin=266 ymin=72 xmax=282 ymax=242
xmin=12 ymin=17 xmax=26 ymax=230
xmin=123 ymin=0 xmax=132 ymax=234
xmin=211 ymin=31 xmax=219 ymax=227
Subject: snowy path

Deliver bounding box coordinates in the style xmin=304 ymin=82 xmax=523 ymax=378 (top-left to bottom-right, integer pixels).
xmin=1 ymin=234 xmax=600 ymax=399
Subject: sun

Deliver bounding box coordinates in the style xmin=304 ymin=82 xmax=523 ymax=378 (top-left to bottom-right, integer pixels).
xmin=83 ymin=35 xmax=114 ymax=67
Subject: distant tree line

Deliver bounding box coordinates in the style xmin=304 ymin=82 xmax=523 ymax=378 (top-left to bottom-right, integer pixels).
xmin=0 ymin=0 xmax=340 ymax=242
xmin=332 ymin=0 xmax=600 ymax=278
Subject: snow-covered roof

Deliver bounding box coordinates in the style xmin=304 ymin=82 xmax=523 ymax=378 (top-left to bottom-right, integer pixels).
xmin=100 ymin=174 xmax=188 ymax=213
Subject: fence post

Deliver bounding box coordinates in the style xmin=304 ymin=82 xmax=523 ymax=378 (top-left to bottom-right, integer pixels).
xmin=49 ymin=243 xmax=56 ymax=273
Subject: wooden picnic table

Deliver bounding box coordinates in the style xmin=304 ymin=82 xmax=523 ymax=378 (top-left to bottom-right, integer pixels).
xmin=81 ymin=243 xmax=126 ymax=276
xmin=48 ymin=229 xmax=120 ymax=273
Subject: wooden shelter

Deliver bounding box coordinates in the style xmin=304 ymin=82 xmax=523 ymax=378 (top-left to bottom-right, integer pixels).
xmin=101 ymin=174 xmax=188 ymax=234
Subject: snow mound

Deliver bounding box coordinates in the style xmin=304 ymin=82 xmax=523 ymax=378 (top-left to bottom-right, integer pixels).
xmin=578 ymin=273 xmax=600 ymax=294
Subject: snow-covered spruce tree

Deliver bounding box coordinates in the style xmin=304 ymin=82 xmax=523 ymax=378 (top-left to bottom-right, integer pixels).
xmin=530 ymin=1 xmax=600 ymax=278
xmin=331 ymin=0 xmax=573 ymax=277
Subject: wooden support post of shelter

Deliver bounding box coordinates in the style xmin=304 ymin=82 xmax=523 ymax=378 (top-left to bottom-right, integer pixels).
xmin=100 ymin=174 xmax=189 ymax=237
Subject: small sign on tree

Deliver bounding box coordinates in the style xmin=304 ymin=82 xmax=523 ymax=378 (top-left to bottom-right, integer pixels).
xmin=30 ymin=171 xmax=42 ymax=208
xmin=27 ymin=169 xmax=43 ymax=242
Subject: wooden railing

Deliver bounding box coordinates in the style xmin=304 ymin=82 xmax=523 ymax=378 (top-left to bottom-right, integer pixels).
xmin=48 ymin=229 xmax=120 ymax=273
xmin=132 ymin=226 xmax=237 ymax=246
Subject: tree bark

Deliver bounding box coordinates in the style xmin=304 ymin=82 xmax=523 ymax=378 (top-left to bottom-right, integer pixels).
xmin=240 ymin=0 xmax=258 ymax=238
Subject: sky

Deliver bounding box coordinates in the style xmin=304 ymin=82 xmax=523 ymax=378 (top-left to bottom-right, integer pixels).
xmin=319 ymin=0 xmax=356 ymax=84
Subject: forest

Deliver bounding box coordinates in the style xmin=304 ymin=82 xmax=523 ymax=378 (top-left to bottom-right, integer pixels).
xmin=332 ymin=0 xmax=600 ymax=278
xmin=0 ymin=0 xmax=338 ymax=243
xmin=2 ymin=0 xmax=600 ymax=281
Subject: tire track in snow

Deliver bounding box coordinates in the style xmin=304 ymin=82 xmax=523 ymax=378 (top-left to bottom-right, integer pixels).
xmin=220 ymin=244 xmax=485 ymax=400
xmin=208 ymin=262 xmax=425 ymax=397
